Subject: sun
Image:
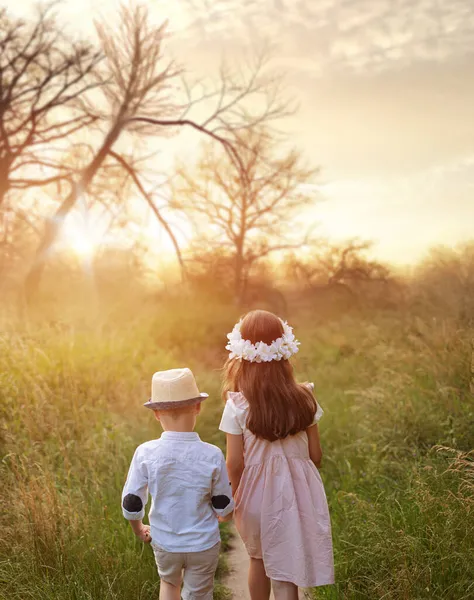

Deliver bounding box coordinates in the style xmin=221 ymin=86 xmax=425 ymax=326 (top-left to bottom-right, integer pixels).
xmin=69 ymin=235 xmax=95 ymax=258
xmin=60 ymin=210 xmax=105 ymax=260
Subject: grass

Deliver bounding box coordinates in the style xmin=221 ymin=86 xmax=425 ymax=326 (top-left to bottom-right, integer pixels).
xmin=301 ymin=312 xmax=474 ymax=599
xmin=0 ymin=295 xmax=473 ymax=599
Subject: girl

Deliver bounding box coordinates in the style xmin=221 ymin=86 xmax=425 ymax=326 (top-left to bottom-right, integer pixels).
xmin=219 ymin=310 xmax=334 ymax=600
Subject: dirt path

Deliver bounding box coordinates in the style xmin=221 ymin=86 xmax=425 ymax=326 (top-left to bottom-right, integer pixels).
xmin=225 ymin=528 xmax=251 ymax=599
xmin=225 ymin=527 xmax=308 ymax=599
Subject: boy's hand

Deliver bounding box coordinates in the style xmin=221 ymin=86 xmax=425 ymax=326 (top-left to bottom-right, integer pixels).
xmin=218 ymin=512 xmax=234 ymax=523
xmin=129 ymin=519 xmax=152 ymax=543
xmin=136 ymin=525 xmax=152 ymax=544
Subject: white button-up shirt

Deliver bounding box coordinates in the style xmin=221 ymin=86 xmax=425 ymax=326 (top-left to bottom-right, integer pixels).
xmin=122 ymin=431 xmax=234 ymax=552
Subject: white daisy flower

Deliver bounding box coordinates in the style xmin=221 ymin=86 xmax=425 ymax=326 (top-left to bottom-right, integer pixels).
xmin=225 ymin=319 xmax=300 ymax=363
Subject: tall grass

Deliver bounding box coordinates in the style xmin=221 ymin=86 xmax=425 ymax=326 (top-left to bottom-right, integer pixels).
xmin=0 ymin=292 xmax=472 ymax=599
xmin=298 ymin=313 xmax=474 ymax=599
xmin=0 ymin=300 xmax=236 ymax=600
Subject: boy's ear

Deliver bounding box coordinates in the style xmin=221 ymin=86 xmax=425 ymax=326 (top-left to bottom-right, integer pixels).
xmin=195 ymin=402 xmax=202 ymax=415
xmin=153 ymin=410 xmax=161 ymax=422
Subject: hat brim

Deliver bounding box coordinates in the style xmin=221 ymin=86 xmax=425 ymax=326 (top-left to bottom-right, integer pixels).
xmin=143 ymin=393 xmax=209 ymax=411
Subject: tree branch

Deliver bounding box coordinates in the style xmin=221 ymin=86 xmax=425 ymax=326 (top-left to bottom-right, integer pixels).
xmin=109 ymin=150 xmax=185 ymax=279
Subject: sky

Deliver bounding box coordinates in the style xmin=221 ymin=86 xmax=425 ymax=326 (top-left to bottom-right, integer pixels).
xmin=10 ymin=0 xmax=474 ymax=265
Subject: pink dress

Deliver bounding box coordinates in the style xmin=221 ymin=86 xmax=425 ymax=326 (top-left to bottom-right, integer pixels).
xmin=219 ymin=389 xmax=334 ymax=588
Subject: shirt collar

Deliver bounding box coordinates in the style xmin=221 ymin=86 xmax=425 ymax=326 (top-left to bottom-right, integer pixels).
xmin=161 ymin=431 xmax=201 ymax=442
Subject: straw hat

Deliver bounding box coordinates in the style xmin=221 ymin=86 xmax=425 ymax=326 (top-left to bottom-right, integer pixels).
xmin=143 ymin=368 xmax=208 ymax=410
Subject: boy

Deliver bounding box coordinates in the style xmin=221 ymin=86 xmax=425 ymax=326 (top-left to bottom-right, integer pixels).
xmin=122 ymin=368 xmax=234 ymax=600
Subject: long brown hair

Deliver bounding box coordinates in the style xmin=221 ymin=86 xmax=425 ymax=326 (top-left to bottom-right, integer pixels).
xmin=223 ymin=310 xmax=316 ymax=441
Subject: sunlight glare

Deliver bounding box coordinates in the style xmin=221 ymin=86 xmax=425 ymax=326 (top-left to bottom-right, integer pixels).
xmin=60 ymin=211 xmax=105 ymax=260
xmin=69 ymin=235 xmax=95 ymax=258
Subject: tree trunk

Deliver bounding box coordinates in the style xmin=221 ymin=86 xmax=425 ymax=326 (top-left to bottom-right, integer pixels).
xmin=0 ymin=168 xmax=10 ymax=207
xmin=24 ymin=122 xmax=123 ymax=303
xmin=234 ymin=239 xmax=245 ymax=306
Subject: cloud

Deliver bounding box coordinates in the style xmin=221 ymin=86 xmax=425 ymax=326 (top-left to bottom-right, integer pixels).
xmin=291 ymin=57 xmax=474 ymax=177
xmin=178 ymin=0 xmax=474 ymax=75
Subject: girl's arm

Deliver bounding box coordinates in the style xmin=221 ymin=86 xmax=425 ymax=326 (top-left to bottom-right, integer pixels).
xmin=307 ymin=424 xmax=323 ymax=468
xmin=226 ymin=433 xmax=245 ymax=494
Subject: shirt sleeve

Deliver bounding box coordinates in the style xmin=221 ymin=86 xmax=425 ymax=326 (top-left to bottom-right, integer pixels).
xmin=219 ymin=398 xmax=243 ymax=435
xmin=122 ymin=448 xmax=148 ymax=521
xmin=306 ymin=382 xmax=324 ymax=426
xmin=310 ymin=402 xmax=324 ymax=425
xmin=211 ymin=451 xmax=234 ymax=517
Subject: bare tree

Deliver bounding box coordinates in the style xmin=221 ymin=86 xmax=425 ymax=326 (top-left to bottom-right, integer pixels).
xmin=173 ymin=127 xmax=318 ymax=303
xmin=0 ymin=4 xmax=102 ymax=207
xmin=287 ymin=241 xmax=391 ymax=290
xmin=130 ymin=46 xmax=293 ymax=176
xmin=282 ymin=240 xmax=400 ymax=310
xmin=23 ymin=4 xmax=292 ymax=302
xmin=23 ymin=4 xmax=178 ymax=301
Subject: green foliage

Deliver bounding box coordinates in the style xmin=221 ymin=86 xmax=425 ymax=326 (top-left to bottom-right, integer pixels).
xmin=299 ymin=313 xmax=474 ymax=600
xmin=0 ymin=289 xmax=472 ymax=599
xmin=0 ymin=307 xmax=233 ymax=600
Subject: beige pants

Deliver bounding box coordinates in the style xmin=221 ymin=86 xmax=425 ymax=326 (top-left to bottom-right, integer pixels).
xmin=151 ymin=542 xmax=221 ymax=600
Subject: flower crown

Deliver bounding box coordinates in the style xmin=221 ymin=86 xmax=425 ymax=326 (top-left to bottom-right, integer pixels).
xmin=225 ymin=319 xmax=300 ymax=363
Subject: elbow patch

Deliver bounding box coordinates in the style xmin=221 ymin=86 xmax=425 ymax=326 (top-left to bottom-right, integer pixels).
xmin=123 ymin=493 xmax=143 ymax=513
xmin=212 ymin=495 xmax=231 ymax=510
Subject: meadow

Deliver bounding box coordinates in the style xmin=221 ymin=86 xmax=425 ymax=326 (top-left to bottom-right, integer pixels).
xmin=1 ymin=3 xmax=472 ymax=598
xmin=0 ymin=266 xmax=473 ymax=600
